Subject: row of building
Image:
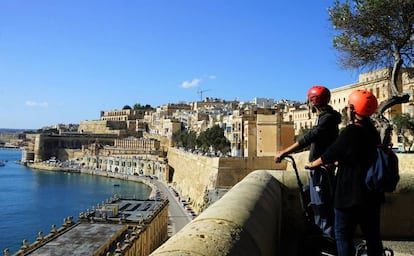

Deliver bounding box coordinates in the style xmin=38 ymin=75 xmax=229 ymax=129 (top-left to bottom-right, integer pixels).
xmin=17 ymin=67 xmax=413 ymax=175
xmin=75 ymin=67 xmax=413 ymax=157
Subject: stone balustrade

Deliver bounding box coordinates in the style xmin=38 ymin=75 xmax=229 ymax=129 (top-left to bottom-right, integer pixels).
xmin=8 ymin=217 xmax=76 ymax=256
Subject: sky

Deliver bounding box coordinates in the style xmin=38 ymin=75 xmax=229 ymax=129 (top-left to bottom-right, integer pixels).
xmin=0 ymin=0 xmax=361 ymax=129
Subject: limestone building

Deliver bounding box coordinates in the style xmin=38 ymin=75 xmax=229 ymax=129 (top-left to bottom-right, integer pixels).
xmin=283 ymin=68 xmax=414 ymax=138
xmin=223 ymin=108 xmax=294 ymax=157
xmin=78 ymin=107 xmax=146 ymax=136
xmin=144 ymin=104 xmax=191 ymax=138
xmin=330 ymin=67 xmax=414 ymax=119
xmin=100 ymin=107 xmax=145 ymax=121
xmin=190 ymin=97 xmax=237 ymax=112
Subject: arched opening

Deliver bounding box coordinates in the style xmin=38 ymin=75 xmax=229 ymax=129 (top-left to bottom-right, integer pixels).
xmin=168 ymin=166 xmax=175 ymax=183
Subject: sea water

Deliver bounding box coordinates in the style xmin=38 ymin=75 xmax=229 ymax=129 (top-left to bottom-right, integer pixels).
xmin=0 ymin=149 xmax=151 ymax=253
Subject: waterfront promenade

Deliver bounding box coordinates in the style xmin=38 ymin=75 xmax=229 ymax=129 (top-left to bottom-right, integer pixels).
xmin=152 ymin=180 xmax=193 ymax=235
xmin=28 ymin=162 xmax=194 ymax=235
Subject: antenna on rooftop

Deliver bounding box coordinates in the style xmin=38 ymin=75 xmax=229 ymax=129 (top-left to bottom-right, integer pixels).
xmin=197 ymin=89 xmax=212 ymax=101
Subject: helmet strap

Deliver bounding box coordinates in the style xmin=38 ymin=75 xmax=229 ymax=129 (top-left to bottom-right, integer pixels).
xmin=307 ymin=100 xmax=318 ymax=116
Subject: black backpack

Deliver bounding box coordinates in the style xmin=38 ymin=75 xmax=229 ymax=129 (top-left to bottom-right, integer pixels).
xmin=354 ymin=122 xmax=400 ymax=193
xmin=365 ymin=144 xmax=400 ymax=193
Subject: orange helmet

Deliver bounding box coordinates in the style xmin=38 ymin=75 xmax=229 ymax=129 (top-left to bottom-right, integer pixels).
xmin=307 ymin=85 xmax=331 ymax=106
xmin=348 ymin=90 xmax=378 ymax=116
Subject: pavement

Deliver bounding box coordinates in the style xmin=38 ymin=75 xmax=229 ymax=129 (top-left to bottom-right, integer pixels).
xmin=152 ymin=180 xmax=192 ymax=235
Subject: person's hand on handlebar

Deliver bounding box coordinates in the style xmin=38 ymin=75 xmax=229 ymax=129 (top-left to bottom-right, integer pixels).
xmin=305 ymin=157 xmax=324 ymax=170
xmin=304 ymin=162 xmax=313 ymax=170
xmin=274 ymin=151 xmax=287 ymax=163
xmin=274 ymin=142 xmax=300 ymax=164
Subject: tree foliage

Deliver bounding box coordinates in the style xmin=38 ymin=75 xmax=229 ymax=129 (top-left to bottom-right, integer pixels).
xmin=392 ymin=113 xmax=414 ymax=151
xmin=328 ymin=0 xmax=414 ymax=97
xmin=172 ymin=129 xmax=197 ymax=149
xmin=172 ymin=125 xmax=230 ymax=154
xmin=133 ymin=103 xmax=154 ymax=111
xmin=329 ymin=0 xmax=414 ymax=144
xmin=196 ymin=125 xmax=230 ymax=153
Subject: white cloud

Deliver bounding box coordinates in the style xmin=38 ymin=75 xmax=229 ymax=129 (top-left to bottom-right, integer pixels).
xmin=207 ymin=75 xmax=216 ymax=79
xmin=181 ymin=78 xmax=202 ymax=88
xmin=25 ymin=101 xmax=49 ymax=107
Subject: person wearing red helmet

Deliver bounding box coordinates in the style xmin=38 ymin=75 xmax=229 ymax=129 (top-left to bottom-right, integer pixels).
xmin=307 ymin=85 xmax=332 ymax=111
xmin=307 ymin=90 xmax=384 ymax=256
xmin=275 ymin=85 xmax=342 ymax=239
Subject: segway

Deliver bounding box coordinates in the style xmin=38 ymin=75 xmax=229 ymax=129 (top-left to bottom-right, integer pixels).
xmin=281 ymin=155 xmax=395 ymax=256
xmin=281 ymin=155 xmax=337 ymax=256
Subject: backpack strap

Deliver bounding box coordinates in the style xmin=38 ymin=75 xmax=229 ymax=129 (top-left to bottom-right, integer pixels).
xmin=377 ymin=143 xmax=393 ymax=153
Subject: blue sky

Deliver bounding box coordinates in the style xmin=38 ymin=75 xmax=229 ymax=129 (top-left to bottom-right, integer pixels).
xmin=0 ymin=0 xmax=360 ymax=129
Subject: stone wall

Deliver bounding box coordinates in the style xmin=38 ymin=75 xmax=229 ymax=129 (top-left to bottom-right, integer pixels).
xmin=0 ymin=133 xmax=23 ymax=142
xmin=151 ymin=170 xmax=284 ymax=256
xmin=168 ymin=147 xmax=414 ymax=235
xmin=78 ymin=120 xmax=126 ymax=135
xmin=395 ymin=153 xmax=414 ymax=174
xmin=151 ymin=166 xmax=414 ymax=256
xmin=167 ymin=147 xmax=286 ymax=213
xmin=33 ymin=134 xmax=117 ymax=162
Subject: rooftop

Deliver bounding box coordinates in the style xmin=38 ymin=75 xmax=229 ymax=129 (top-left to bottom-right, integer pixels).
xmin=27 ymin=223 xmax=125 ymax=256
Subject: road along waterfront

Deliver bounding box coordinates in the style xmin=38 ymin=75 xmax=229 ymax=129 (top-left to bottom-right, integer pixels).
xmin=0 ymin=150 xmax=152 ymax=254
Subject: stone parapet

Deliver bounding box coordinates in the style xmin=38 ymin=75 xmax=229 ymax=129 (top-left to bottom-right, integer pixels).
xmin=395 ymin=153 xmax=414 ymax=175
xmin=151 ymin=170 xmax=283 ymax=256
xmin=151 ymin=160 xmax=414 ymax=255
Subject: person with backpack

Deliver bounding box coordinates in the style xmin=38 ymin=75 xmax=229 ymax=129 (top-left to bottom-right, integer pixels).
xmin=275 ymin=85 xmax=342 ymax=238
xmin=306 ymin=89 xmax=384 ymax=256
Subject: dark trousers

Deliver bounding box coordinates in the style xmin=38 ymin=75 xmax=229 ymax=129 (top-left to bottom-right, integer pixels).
xmin=310 ymin=167 xmax=335 ymax=238
xmin=334 ymin=203 xmax=383 ymax=256
xmin=312 ymin=204 xmax=334 ymax=238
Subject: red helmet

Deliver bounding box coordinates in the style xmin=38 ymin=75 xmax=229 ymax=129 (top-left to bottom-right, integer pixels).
xmin=348 ymin=89 xmax=378 ymax=116
xmin=307 ymin=85 xmax=331 ymax=106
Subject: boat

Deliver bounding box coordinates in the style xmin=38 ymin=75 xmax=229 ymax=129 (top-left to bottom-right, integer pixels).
xmin=0 ymin=161 xmax=5 ymax=167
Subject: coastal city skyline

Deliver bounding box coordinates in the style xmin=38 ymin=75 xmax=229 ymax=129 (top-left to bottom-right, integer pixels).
xmin=1 ymin=1 xmax=361 ymax=129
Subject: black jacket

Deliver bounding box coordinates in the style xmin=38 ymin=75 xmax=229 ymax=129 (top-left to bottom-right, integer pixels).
xmin=321 ymin=118 xmax=383 ymax=209
xmin=297 ymin=106 xmax=342 ymax=161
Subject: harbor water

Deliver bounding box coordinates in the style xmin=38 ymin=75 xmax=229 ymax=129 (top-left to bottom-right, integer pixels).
xmin=0 ymin=149 xmax=152 ymax=254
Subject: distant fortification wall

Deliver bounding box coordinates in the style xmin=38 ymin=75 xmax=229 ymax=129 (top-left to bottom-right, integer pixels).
xmin=166 ymin=147 xmax=286 ymax=213
xmin=0 ymin=133 xmax=23 ymax=142
xmin=33 ymin=134 xmax=117 ymax=162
